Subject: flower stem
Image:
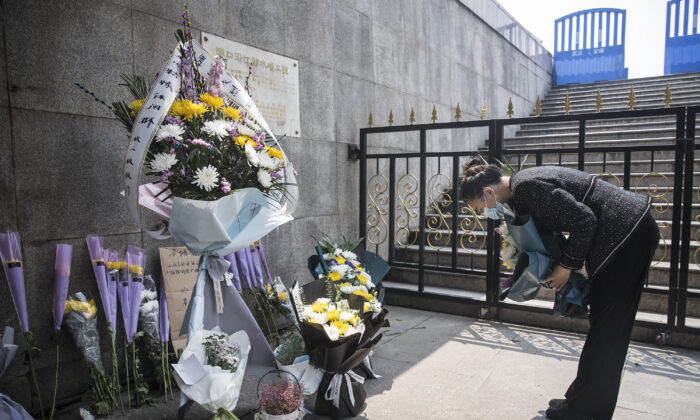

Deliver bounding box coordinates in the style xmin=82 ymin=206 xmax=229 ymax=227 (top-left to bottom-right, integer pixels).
xmin=49 ymin=343 xmax=59 ymax=420
xmin=23 ymin=332 xmax=45 ymax=419
xmin=161 ymin=342 xmax=167 ymax=402
xmin=112 ymin=332 xmax=124 ymax=414
xmin=131 ymin=342 xmax=139 ymax=407
xmin=124 ymin=338 xmax=131 ymax=409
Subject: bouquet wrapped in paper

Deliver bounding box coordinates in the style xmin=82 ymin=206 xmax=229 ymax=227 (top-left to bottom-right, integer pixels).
xmin=172 ymin=329 xmax=250 ymax=415
xmin=0 ymin=326 xmax=33 ymax=420
xmin=138 ymin=276 xmax=162 ymax=381
xmin=290 ymin=280 xmax=382 ymax=418
xmin=63 ymin=292 xmax=118 ymax=415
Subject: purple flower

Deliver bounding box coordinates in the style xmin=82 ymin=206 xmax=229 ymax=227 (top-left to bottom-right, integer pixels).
xmin=269 ymin=170 xmax=283 ymax=179
xmin=164 ymin=116 xmax=184 ymax=127
xmin=191 ymin=138 xmax=213 ymax=148
xmin=160 ymin=171 xmax=173 ymax=182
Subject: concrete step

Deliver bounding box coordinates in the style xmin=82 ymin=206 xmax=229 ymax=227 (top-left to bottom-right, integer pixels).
xmin=391 ymin=243 xmax=700 ymax=287
xmin=511 ymin=116 xmax=681 ymax=131
xmin=537 ymin=99 xmax=700 ymax=116
xmin=386 ymin=266 xmax=700 ymax=317
xmin=514 ymin=120 xmax=690 ymax=137
xmin=547 ymin=72 xmax=700 ymax=93
xmin=508 ymin=127 xmax=680 ymax=143
xmin=543 ymin=88 xmax=700 ymax=104
xmin=501 ymin=135 xmax=677 ymax=148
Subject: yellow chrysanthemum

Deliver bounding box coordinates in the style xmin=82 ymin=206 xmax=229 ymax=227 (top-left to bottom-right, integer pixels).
xmin=357 ymin=274 xmax=367 ymax=285
xmin=64 ymin=299 xmax=98 ymax=319
xmin=221 ymin=106 xmax=242 ymax=121
xmin=338 ymin=282 xmax=353 ymax=288
xmin=328 ymin=272 xmax=342 ymax=282
xmin=266 ymin=147 xmax=284 ymax=160
xmin=311 ymin=302 xmax=327 ymax=313
xmin=170 ymin=99 xmax=208 ymax=120
xmin=364 ymin=302 xmax=371 ymax=312
xmin=128 ymin=99 xmax=145 ymax=116
xmin=353 ymin=290 xmax=373 ymax=302
xmin=234 ymin=135 xmax=254 ymax=148
xmin=331 ymin=320 xmax=349 ymax=335
xmin=278 ymin=291 xmax=288 ymax=302
xmin=200 ymin=93 xmax=224 ymax=109
xmin=129 ymin=264 xmax=143 ymax=275
xmin=265 ymin=285 xmax=273 ymax=295
xmin=349 ymin=315 xmax=360 ymax=326
xmin=334 ymin=257 xmax=346 ymax=265
xmin=326 ymin=309 xmax=341 ymax=322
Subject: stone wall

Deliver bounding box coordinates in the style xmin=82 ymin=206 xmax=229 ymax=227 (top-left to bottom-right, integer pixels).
xmin=0 ymin=0 xmax=551 ymax=411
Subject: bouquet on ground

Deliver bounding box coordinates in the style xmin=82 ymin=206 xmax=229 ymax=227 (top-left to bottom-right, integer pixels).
xmin=172 ymin=329 xmax=250 ymax=417
xmin=63 ymin=292 xmax=119 ymax=416
xmin=256 ymin=370 xmax=305 ymax=420
xmin=290 ymin=280 xmax=382 ymax=418
xmin=138 ymin=275 xmax=165 ymax=392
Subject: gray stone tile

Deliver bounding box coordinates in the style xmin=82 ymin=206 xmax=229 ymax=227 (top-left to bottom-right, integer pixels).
xmin=344 ymin=0 xmax=373 ymax=17
xmin=132 ymin=11 xmax=199 ymax=85
xmin=336 ymin=142 xmax=360 ymax=219
xmin=334 ymin=73 xmax=373 ymax=145
xmin=372 ymin=0 xmax=404 ymax=36
xmin=12 ymin=109 xmax=138 ymax=241
xmin=427 ymin=48 xmax=452 ymax=105
xmin=3 ymin=1 xmax=133 ymax=118
xmin=0 ymin=107 xmax=17 ymax=231
xmin=283 ymin=0 xmax=333 ymax=68
xmin=425 ymin=0 xmax=452 ymax=57
xmin=218 ymin=0 xmax=287 ymax=56
xmin=299 ymin=62 xmax=334 ymax=142
xmin=372 ymin=23 xmax=404 ymax=91
xmin=0 ymin=15 xmax=7 ymax=109
xmin=401 ymin=45 xmax=428 ymax=99
xmin=283 ymin=138 xmax=338 ymax=220
xmin=288 ymin=214 xmax=339 ymax=285
xmin=334 ymin=5 xmax=374 ymax=82
xmin=131 ymin=0 xmax=223 ymax=36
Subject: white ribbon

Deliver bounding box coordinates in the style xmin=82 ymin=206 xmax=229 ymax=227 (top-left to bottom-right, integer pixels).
xmin=212 ymin=272 xmax=234 ymax=314
xmin=324 ymin=370 xmax=365 ymax=409
xmin=123 ymin=39 xmax=298 ymax=239
xmin=362 ymin=351 xmax=381 ymax=379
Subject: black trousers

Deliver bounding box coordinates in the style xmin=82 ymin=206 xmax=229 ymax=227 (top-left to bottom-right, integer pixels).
xmin=565 ymin=212 xmax=660 ymax=420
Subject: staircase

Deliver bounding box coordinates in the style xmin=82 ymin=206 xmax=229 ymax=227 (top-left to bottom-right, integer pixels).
xmin=383 ymin=72 xmax=700 ymax=346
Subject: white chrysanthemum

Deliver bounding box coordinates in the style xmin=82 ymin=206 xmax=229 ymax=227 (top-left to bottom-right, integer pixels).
xmin=202 ymin=119 xmax=234 ymax=139
xmin=192 ymin=165 xmax=219 ymax=192
xmin=360 ymin=271 xmax=372 ymax=284
xmin=244 ymin=142 xmax=259 ymax=166
xmin=149 ymin=153 xmax=178 ymax=172
xmin=140 ymin=289 xmax=158 ymax=302
xmin=274 ymin=284 xmax=286 ymax=295
xmin=341 ymin=284 xmax=368 ymax=295
xmin=139 ymin=300 xmax=159 ymax=314
xmin=316 ymin=298 xmax=331 ymax=305
xmin=339 ymin=311 xmax=354 ymax=322
xmin=341 ymin=250 xmax=358 ymax=260
xmin=370 ymin=299 xmax=382 ymax=313
xmin=307 ymin=311 xmax=327 ymax=325
xmin=331 ymin=264 xmax=350 ymax=275
xmin=334 ymin=248 xmax=343 ymax=256
xmin=155 ymin=124 xmax=184 ymax=142
xmin=366 ymin=280 xmax=376 ymax=289
xmin=335 ymin=300 xmax=351 ymax=311
xmin=257 ymin=150 xmax=276 ymax=169
xmin=236 ymin=124 xmax=257 ymax=137
xmin=344 ymin=325 xmax=360 ymax=337
xmin=323 ymin=324 xmax=340 ymax=341
xmin=257 ymin=168 xmax=272 ymax=188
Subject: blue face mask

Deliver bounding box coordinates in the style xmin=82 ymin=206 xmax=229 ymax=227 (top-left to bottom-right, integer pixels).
xmin=484 ymin=200 xmax=504 ymax=220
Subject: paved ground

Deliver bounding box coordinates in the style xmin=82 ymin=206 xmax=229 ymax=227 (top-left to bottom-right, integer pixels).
xmin=59 ymin=305 xmax=700 ymax=419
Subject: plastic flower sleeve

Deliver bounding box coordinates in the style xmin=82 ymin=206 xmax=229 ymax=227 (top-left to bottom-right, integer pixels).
xmin=63 ymin=292 xmax=103 ymax=372
xmin=86 ymin=236 xmax=114 ymax=326
xmin=158 ymin=274 xmax=170 ymax=343
xmin=0 ymin=232 xmax=29 ymax=333
xmin=53 ymin=244 xmax=72 ymax=331
xmin=126 ymin=245 xmax=145 ymax=341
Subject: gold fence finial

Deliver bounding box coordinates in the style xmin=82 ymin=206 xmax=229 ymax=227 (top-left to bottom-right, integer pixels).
xmin=480 ymin=100 xmax=487 ymax=120
xmin=388 ymin=108 xmax=394 ymax=126
xmin=594 ymin=89 xmax=602 ymax=113
xmin=409 ymin=107 xmax=415 ymax=125
xmin=455 ymin=103 xmax=462 ymax=122
xmin=628 ymin=87 xmax=636 ymax=110
xmin=534 ymin=95 xmax=542 ymax=117
xmin=507 ymin=98 xmax=514 ymax=118
xmin=368 ymin=111 xmax=373 ymax=127
xmin=663 ymin=82 xmax=672 ymax=108
xmin=564 ymin=91 xmax=571 ymax=115
xmin=431 ymin=104 xmax=437 ymax=123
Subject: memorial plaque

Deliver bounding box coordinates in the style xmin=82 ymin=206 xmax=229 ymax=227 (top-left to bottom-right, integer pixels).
xmin=203 ymin=33 xmax=301 ymax=138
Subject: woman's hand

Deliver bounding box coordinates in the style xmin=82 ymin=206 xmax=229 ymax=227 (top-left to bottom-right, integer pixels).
xmin=546 ymin=264 xmax=571 ymax=291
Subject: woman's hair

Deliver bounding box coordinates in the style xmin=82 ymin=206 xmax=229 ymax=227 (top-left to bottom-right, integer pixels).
xmin=459 ymin=157 xmax=503 ymax=201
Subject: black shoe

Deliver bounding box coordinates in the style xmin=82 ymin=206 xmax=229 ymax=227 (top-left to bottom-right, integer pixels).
xmin=548 ymin=398 xmax=566 ymax=408
xmin=545 ymin=402 xmax=591 ymax=420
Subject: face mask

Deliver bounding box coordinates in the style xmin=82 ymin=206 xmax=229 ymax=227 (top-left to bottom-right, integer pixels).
xmin=484 ymin=195 xmax=504 ymax=220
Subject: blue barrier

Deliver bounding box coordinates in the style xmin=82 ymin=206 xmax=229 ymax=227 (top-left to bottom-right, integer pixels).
xmin=553 ymin=8 xmax=628 ymax=85
xmin=665 ymin=0 xmax=700 ymax=74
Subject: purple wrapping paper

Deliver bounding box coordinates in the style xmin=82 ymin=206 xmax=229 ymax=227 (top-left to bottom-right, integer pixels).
xmin=255 ymin=242 xmax=273 ymax=285
xmin=158 ymin=274 xmax=169 ymax=343
xmin=53 ymin=244 xmax=72 ymax=331
xmin=235 ymin=249 xmax=253 ymax=289
xmin=104 ymin=249 xmax=119 ymax=328
xmin=0 ymin=232 xmax=29 ymax=333
xmin=126 ymin=245 xmax=145 ymax=341
xmin=223 ymin=253 xmax=242 ymax=291
xmin=86 ymin=235 xmax=113 ymax=325
xmin=246 ymin=246 xmax=263 ymax=289
xmin=116 ymin=261 xmax=132 ymax=342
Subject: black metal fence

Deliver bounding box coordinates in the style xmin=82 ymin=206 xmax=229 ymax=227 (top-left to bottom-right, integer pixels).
xmin=359 ymin=105 xmax=700 ymax=334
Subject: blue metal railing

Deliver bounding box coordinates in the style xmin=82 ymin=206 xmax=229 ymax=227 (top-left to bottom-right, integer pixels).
xmin=665 ymin=0 xmax=700 ymax=74
xmin=553 ymin=8 xmax=628 ymax=85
